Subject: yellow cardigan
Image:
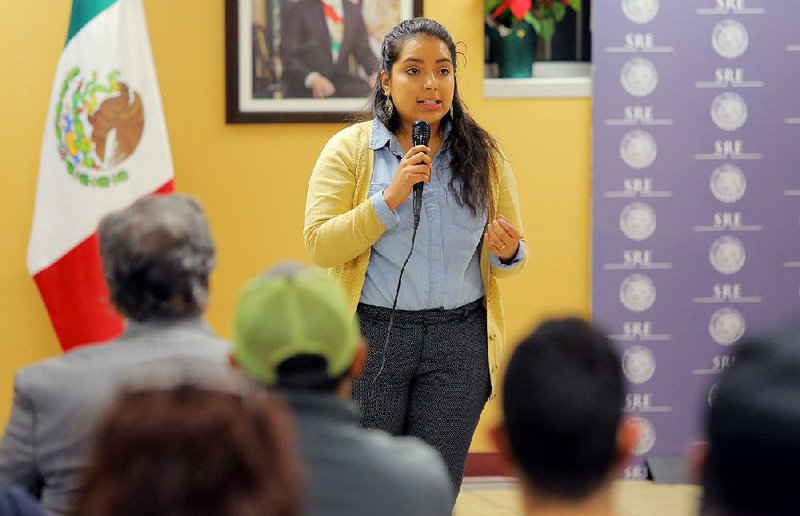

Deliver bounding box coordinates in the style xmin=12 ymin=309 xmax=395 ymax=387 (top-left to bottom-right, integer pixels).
xmin=303 ymin=121 xmax=528 ymax=397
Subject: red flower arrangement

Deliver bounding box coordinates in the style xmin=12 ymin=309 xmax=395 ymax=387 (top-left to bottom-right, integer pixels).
xmin=484 ymin=0 xmax=581 ymax=40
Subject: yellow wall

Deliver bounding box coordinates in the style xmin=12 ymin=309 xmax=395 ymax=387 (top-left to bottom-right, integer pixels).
xmin=0 ymin=0 xmax=590 ymax=451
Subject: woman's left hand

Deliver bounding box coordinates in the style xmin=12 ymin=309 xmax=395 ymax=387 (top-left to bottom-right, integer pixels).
xmin=484 ymin=214 xmax=521 ymax=262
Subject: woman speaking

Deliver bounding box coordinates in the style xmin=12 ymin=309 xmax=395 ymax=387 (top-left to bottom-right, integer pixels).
xmin=304 ymin=17 xmax=527 ymax=496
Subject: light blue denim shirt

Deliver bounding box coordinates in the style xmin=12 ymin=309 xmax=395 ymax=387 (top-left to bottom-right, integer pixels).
xmin=360 ymin=119 xmax=524 ymax=310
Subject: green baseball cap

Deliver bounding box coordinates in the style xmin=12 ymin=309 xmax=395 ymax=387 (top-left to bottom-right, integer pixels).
xmin=232 ymin=262 xmax=360 ymax=385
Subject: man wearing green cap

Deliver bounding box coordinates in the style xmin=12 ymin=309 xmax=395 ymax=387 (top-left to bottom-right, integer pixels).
xmin=231 ymin=262 xmax=452 ymax=516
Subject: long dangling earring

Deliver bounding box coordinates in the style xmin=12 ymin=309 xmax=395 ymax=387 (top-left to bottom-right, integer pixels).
xmin=384 ymin=96 xmax=394 ymax=118
xmin=449 ymin=105 xmax=454 ymax=118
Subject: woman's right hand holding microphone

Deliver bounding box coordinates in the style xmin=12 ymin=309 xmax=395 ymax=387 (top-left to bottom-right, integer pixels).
xmin=383 ymin=145 xmax=431 ymax=212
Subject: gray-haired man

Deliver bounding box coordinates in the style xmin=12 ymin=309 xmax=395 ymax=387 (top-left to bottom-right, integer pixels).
xmin=0 ymin=194 xmax=230 ymax=516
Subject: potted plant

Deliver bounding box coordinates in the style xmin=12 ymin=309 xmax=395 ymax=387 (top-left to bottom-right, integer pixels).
xmin=485 ymin=0 xmax=582 ymax=78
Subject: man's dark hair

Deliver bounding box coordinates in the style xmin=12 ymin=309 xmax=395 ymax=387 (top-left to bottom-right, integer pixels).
xmin=503 ymin=317 xmax=624 ymax=500
xmin=702 ymin=331 xmax=800 ymax=516
xmin=275 ymin=355 xmax=346 ymax=392
xmin=98 ymin=194 xmax=215 ymax=322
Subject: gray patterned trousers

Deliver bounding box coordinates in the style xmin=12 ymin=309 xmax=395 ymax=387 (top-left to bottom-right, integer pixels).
xmin=352 ymin=299 xmax=491 ymax=498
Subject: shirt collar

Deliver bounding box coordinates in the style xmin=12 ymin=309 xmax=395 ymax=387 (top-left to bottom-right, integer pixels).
xmin=370 ymin=118 xmax=451 ymax=157
xmin=369 ymin=118 xmax=402 ymax=155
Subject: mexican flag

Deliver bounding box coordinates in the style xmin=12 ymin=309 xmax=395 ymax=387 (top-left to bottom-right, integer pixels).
xmin=28 ymin=0 xmax=173 ymax=351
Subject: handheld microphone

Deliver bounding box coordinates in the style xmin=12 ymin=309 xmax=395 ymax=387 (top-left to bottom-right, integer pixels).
xmin=372 ymin=120 xmax=430 ymax=386
xmin=411 ymin=120 xmax=430 ymax=229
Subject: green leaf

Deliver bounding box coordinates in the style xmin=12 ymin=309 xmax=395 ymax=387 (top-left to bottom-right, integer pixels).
xmin=75 ymin=139 xmax=90 ymax=153
xmin=79 ymin=174 xmax=89 ymax=186
xmin=568 ymin=0 xmax=582 ymax=12
xmin=552 ymin=2 xmax=566 ymax=21
xmin=484 ymin=0 xmax=502 ymax=15
xmin=523 ymin=12 xmax=535 ymax=25
xmin=115 ymin=170 xmax=129 ymax=182
xmin=95 ymin=176 xmax=110 ymax=188
xmin=540 ymin=18 xmax=555 ymax=40
xmin=525 ymin=13 xmax=542 ymax=35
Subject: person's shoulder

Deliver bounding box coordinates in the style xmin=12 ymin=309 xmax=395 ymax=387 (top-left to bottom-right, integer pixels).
xmin=198 ymin=335 xmax=231 ymax=351
xmin=190 ymin=336 xmax=232 ymax=363
xmin=359 ymin=429 xmax=451 ymax=484
xmin=320 ymin=121 xmax=373 ymax=160
xmin=385 ymin=434 xmax=446 ymax=469
xmin=11 ymin=340 xmax=113 ymax=400
xmin=489 ymin=140 xmax=512 ymax=179
xmin=357 ymin=430 xmax=452 ymax=510
xmin=167 ymin=331 xmax=230 ymax=361
xmin=16 ymin=329 xmax=228 ymax=381
xmin=488 ymin=138 xmax=507 ymax=161
xmin=171 ymin=324 xmax=230 ymax=351
xmin=328 ymin=121 xmax=373 ymax=145
xmin=17 ymin=338 xmax=111 ymax=377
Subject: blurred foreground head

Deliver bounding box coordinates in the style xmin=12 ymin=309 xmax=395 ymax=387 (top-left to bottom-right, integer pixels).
xmin=497 ymin=317 xmax=633 ymax=502
xmin=73 ymin=384 xmax=300 ymax=516
xmin=702 ymin=330 xmax=800 ymax=516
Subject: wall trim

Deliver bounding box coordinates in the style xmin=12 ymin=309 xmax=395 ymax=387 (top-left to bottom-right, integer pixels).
xmin=464 ymin=452 xmax=513 ymax=478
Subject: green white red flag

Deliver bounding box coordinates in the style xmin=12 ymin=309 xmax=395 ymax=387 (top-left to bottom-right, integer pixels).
xmin=28 ymin=0 xmax=173 ymax=350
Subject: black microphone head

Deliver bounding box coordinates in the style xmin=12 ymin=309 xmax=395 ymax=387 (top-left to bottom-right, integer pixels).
xmin=412 ymin=120 xmax=430 ymax=147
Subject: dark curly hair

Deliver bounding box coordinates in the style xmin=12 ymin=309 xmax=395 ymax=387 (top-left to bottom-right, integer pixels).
xmin=368 ymin=18 xmax=501 ymax=216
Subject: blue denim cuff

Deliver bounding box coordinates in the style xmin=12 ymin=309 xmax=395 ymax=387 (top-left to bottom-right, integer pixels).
xmin=370 ymin=190 xmax=400 ymax=231
xmin=490 ymin=241 xmax=526 ymax=269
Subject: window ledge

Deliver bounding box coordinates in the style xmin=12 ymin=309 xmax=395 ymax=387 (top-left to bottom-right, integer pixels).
xmin=483 ymin=62 xmax=592 ymax=99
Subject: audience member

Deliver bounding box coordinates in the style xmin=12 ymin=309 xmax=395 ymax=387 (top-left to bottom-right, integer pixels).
xmin=700 ymin=324 xmax=800 ymax=516
xmin=72 ymin=383 xmax=299 ymax=516
xmin=492 ymin=317 xmax=637 ymax=516
xmin=0 ymin=484 xmax=44 ymax=516
xmin=0 ymin=194 xmax=230 ymax=516
xmin=230 ymin=262 xmax=452 ymax=516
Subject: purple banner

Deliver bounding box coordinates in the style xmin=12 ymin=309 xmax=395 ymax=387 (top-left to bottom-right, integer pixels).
xmin=592 ymin=0 xmax=800 ymax=479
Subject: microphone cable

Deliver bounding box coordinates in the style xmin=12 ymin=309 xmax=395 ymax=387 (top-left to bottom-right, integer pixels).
xmin=372 ymin=120 xmax=430 ymax=386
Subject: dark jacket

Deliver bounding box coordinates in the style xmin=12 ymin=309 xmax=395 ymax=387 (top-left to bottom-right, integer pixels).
xmin=279 ymin=390 xmax=452 ymax=516
xmin=279 ymin=0 xmax=377 ymax=98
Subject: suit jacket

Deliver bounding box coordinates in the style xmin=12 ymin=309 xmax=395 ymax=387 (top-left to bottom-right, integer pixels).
xmin=0 ymin=317 xmax=230 ymax=516
xmin=279 ymin=0 xmax=378 ymax=98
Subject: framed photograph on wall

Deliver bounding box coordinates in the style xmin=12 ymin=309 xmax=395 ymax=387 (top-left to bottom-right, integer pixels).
xmin=225 ymin=0 xmax=423 ymax=123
